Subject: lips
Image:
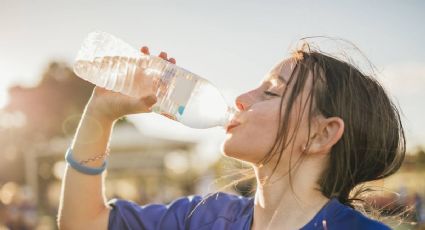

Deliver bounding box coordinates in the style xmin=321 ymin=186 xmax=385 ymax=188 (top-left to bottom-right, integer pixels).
xmin=226 ymin=120 xmax=241 ymax=133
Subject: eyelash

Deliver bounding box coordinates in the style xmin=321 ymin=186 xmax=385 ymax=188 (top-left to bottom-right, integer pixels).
xmin=264 ymin=91 xmax=280 ymax=97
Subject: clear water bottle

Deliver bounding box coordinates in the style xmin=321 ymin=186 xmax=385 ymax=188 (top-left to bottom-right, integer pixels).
xmin=73 ymin=31 xmax=236 ymax=129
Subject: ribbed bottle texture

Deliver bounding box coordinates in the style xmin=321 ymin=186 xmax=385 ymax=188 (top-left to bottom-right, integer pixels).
xmin=73 ymin=31 xmax=235 ymax=129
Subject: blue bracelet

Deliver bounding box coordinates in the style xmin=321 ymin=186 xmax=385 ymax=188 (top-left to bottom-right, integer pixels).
xmin=65 ymin=148 xmax=107 ymax=175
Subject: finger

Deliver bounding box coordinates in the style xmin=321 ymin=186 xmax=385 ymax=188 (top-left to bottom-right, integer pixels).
xmin=137 ymin=95 xmax=157 ymax=112
xmin=159 ymin=51 xmax=168 ymax=60
xmin=140 ymin=46 xmax=150 ymax=55
xmin=169 ymin=58 xmax=176 ymax=64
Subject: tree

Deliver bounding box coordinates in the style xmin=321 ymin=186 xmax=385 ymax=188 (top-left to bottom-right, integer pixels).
xmin=0 ymin=61 xmax=93 ymax=182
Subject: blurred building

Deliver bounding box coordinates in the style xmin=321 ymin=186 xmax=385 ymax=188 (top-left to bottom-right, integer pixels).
xmin=0 ymin=61 xmax=95 ymax=229
xmin=0 ymin=62 xmax=93 ymax=184
xmin=0 ymin=61 xmax=210 ymax=229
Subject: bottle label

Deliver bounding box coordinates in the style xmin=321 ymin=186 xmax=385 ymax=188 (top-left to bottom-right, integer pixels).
xmin=177 ymin=105 xmax=185 ymax=115
xmin=170 ymin=76 xmax=197 ymax=109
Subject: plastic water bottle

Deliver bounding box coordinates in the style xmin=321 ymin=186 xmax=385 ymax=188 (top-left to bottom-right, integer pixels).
xmin=73 ymin=31 xmax=236 ymax=129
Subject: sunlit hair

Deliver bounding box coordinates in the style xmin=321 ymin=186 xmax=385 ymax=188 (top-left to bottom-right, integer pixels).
xmin=190 ymin=38 xmax=406 ymax=224
xmin=258 ymin=39 xmax=406 ymax=208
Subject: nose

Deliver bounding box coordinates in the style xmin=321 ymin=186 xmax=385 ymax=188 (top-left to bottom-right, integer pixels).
xmin=235 ymin=91 xmax=253 ymax=111
xmin=236 ymin=100 xmax=246 ymax=111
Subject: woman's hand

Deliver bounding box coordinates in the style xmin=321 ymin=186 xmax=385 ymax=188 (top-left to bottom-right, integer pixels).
xmin=85 ymin=46 xmax=177 ymax=122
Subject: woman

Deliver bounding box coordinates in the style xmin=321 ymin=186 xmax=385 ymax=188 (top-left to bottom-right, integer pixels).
xmin=58 ymin=42 xmax=405 ymax=229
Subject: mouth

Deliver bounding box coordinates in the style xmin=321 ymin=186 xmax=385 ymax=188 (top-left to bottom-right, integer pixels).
xmin=226 ymin=120 xmax=241 ymax=133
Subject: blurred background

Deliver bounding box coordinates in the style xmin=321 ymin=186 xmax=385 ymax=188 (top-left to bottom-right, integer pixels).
xmin=1 ymin=0 xmax=424 ymax=229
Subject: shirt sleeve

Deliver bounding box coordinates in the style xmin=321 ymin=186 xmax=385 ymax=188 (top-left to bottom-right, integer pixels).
xmin=107 ymin=196 xmax=202 ymax=230
xmin=331 ymin=207 xmax=392 ymax=230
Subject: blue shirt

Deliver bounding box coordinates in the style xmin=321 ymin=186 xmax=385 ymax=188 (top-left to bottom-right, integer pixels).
xmin=108 ymin=192 xmax=390 ymax=229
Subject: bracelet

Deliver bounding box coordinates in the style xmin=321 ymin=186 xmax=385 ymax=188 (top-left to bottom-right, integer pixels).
xmin=65 ymin=148 xmax=108 ymax=175
xmin=79 ymin=148 xmax=110 ymax=165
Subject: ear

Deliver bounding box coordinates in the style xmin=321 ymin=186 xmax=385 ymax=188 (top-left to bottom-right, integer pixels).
xmin=307 ymin=117 xmax=344 ymax=155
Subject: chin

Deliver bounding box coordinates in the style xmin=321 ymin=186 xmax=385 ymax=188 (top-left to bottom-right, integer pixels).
xmin=220 ymin=141 xmax=258 ymax=164
xmin=220 ymin=140 xmax=240 ymax=158
xmin=220 ymin=141 xmax=232 ymax=157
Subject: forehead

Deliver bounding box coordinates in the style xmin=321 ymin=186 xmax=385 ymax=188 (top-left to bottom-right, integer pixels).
xmin=262 ymin=58 xmax=297 ymax=84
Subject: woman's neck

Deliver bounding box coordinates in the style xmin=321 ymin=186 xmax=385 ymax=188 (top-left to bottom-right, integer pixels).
xmin=251 ymin=159 xmax=329 ymax=230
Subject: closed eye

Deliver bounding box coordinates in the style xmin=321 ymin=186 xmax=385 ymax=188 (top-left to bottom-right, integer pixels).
xmin=264 ymin=91 xmax=280 ymax=97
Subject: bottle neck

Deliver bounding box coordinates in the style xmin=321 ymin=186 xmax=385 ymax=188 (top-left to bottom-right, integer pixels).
xmin=219 ymin=106 xmax=237 ymax=129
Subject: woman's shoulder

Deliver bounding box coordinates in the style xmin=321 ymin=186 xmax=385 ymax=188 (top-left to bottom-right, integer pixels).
xmin=304 ymin=198 xmax=391 ymax=230
xmin=188 ymin=192 xmax=253 ymax=217
xmin=184 ymin=192 xmax=254 ymax=229
xmin=109 ymin=191 xmax=251 ymax=213
xmin=107 ymin=192 xmax=253 ymax=229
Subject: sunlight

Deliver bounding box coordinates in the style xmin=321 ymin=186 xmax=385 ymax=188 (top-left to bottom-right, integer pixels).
xmin=0 ymin=88 xmax=9 ymax=109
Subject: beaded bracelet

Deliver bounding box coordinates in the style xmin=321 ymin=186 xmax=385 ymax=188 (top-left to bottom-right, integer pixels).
xmin=65 ymin=148 xmax=109 ymax=175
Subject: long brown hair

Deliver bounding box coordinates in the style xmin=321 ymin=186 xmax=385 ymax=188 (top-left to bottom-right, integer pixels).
xmin=192 ymin=40 xmax=406 ymax=222
xmin=256 ymin=42 xmax=406 ymax=208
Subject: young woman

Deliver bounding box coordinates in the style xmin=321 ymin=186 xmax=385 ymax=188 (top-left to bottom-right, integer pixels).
xmin=58 ymin=43 xmax=405 ymax=229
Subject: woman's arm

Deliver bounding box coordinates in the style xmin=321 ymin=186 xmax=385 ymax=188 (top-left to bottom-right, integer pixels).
xmin=57 ymin=47 xmax=174 ymax=229
xmin=57 ymin=100 xmax=115 ymax=230
xmin=58 ymin=91 xmax=158 ymax=229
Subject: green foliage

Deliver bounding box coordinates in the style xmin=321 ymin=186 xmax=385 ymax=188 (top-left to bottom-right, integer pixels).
xmin=416 ymin=148 xmax=425 ymax=166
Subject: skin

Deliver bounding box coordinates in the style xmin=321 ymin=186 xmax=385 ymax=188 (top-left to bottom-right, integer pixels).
xmin=57 ymin=48 xmax=344 ymax=230
xmin=57 ymin=48 xmax=173 ymax=229
xmin=222 ymin=59 xmax=345 ymax=229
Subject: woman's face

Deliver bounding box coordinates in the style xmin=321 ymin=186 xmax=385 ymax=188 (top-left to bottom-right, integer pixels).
xmin=221 ymin=57 xmax=313 ymax=165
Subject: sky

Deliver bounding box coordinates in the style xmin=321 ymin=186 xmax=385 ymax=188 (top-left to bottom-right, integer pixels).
xmin=1 ymin=0 xmax=424 ymax=151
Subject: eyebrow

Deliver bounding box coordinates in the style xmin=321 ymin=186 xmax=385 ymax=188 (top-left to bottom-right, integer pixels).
xmin=277 ymin=74 xmax=288 ymax=84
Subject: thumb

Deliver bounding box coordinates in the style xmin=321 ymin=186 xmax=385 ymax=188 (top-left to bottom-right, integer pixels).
xmin=130 ymin=95 xmax=158 ymax=113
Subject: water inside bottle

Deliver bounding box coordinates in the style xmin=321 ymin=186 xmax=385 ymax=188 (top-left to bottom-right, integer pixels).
xmin=177 ymin=79 xmax=230 ymax=128
xmin=74 ymin=55 xmax=232 ymax=129
xmin=151 ymin=64 xmax=231 ymax=129
xmin=74 ymin=56 xmax=158 ymax=98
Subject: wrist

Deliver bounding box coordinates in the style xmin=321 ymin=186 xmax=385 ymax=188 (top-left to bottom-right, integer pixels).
xmin=84 ymin=100 xmax=119 ymax=125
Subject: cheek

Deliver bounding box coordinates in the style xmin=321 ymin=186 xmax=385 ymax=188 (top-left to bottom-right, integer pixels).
xmin=221 ymin=103 xmax=280 ymax=163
